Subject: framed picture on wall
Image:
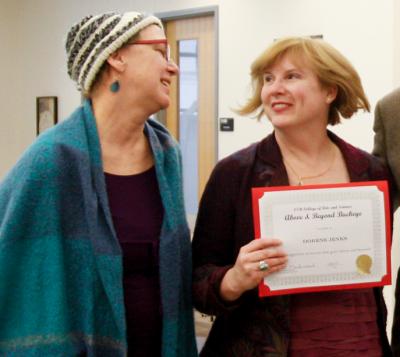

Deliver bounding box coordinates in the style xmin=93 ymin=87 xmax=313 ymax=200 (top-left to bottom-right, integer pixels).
xmin=36 ymin=96 xmax=58 ymax=135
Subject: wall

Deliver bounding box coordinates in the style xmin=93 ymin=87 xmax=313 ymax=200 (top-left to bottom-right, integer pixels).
xmin=0 ymin=0 xmax=143 ymax=179
xmin=218 ymin=0 xmax=396 ymax=158
xmin=395 ymin=0 xmax=400 ymax=86
xmin=0 ymin=0 xmax=397 ymax=176
xmin=0 ymin=1 xmax=24 ymax=175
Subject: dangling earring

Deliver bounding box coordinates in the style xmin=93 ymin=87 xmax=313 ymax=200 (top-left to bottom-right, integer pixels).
xmin=110 ymin=80 xmax=120 ymax=93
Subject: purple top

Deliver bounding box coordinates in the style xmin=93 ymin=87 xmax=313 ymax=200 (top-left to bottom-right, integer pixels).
xmin=105 ymin=167 xmax=164 ymax=357
xmin=289 ymin=289 xmax=383 ymax=356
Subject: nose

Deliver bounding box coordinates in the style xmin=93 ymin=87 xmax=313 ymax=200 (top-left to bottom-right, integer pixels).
xmin=267 ymin=77 xmax=286 ymax=95
xmin=167 ymin=59 xmax=179 ymax=75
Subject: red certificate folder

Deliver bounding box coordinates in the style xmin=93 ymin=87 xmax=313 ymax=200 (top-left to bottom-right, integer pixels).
xmin=252 ymin=181 xmax=391 ymax=297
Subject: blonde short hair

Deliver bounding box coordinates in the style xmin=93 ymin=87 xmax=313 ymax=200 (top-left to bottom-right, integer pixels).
xmin=237 ymin=37 xmax=370 ymax=125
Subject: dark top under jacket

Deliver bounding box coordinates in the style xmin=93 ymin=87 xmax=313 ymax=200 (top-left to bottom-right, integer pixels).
xmin=105 ymin=167 xmax=164 ymax=357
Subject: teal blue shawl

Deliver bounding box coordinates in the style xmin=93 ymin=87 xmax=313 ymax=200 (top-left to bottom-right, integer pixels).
xmin=0 ymin=100 xmax=197 ymax=356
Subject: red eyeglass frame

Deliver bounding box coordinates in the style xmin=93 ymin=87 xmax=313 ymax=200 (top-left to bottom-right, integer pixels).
xmin=126 ymin=39 xmax=171 ymax=61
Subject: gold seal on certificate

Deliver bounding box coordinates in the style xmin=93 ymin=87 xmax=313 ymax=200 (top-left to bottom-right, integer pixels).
xmin=356 ymin=255 xmax=372 ymax=275
xmin=252 ymin=181 xmax=391 ymax=296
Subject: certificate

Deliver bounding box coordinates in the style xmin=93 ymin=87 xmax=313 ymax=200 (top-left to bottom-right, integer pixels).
xmin=252 ymin=181 xmax=391 ymax=297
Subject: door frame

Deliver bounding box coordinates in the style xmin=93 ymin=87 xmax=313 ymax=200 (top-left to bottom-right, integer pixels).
xmin=156 ymin=6 xmax=219 ymax=161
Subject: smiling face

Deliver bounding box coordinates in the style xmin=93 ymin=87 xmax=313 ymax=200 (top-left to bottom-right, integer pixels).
xmin=261 ymin=55 xmax=336 ymax=131
xmin=118 ymin=24 xmax=179 ymax=114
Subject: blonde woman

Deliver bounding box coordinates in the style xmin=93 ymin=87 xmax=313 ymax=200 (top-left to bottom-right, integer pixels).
xmin=192 ymin=37 xmax=392 ymax=356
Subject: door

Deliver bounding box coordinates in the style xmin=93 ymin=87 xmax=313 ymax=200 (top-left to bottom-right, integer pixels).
xmin=162 ymin=15 xmax=216 ymax=219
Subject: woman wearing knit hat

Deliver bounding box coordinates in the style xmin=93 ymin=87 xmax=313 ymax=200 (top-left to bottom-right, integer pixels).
xmin=0 ymin=11 xmax=197 ymax=357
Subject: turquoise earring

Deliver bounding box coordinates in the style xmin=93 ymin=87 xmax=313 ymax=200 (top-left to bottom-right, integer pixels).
xmin=110 ymin=80 xmax=120 ymax=93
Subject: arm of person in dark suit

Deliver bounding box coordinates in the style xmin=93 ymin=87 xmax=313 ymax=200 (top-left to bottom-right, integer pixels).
xmin=373 ymin=99 xmax=399 ymax=206
xmin=373 ymin=98 xmax=400 ymax=356
xmin=372 ymin=99 xmax=388 ymax=162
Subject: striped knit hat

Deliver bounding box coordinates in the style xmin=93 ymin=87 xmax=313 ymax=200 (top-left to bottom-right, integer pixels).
xmin=66 ymin=12 xmax=163 ymax=93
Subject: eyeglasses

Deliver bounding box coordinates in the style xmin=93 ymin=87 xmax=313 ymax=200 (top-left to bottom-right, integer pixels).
xmin=126 ymin=39 xmax=171 ymax=62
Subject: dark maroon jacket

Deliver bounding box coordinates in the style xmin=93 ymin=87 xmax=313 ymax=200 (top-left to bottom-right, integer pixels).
xmin=192 ymin=131 xmax=392 ymax=357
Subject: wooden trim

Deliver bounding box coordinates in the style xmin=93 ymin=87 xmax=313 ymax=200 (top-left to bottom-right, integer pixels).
xmin=164 ymin=15 xmax=216 ymax=199
xmin=165 ymin=21 xmax=179 ymax=140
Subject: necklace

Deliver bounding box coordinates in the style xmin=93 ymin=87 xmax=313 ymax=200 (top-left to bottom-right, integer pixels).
xmin=283 ymin=146 xmax=336 ymax=186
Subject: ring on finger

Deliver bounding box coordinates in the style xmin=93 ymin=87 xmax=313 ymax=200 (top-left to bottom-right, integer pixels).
xmin=258 ymin=260 xmax=269 ymax=272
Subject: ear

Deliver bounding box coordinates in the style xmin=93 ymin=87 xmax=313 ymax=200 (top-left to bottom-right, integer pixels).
xmin=325 ymin=85 xmax=338 ymax=104
xmin=106 ymin=49 xmax=126 ymax=73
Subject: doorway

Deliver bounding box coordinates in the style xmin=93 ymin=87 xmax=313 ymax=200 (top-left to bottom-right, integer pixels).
xmin=159 ymin=10 xmax=217 ymax=220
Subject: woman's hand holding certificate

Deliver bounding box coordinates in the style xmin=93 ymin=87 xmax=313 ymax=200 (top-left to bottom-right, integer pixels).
xmin=220 ymin=238 xmax=288 ymax=301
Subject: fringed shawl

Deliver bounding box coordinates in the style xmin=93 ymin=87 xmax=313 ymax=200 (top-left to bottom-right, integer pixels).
xmin=0 ymin=100 xmax=197 ymax=356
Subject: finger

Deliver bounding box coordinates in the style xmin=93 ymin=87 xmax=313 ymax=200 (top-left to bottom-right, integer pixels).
xmin=257 ymin=261 xmax=288 ymax=276
xmin=264 ymin=256 xmax=288 ymax=267
xmin=241 ymin=238 xmax=282 ymax=254
xmin=246 ymin=247 xmax=287 ymax=263
xmin=263 ymin=246 xmax=287 ymax=259
xmin=254 ymin=257 xmax=288 ymax=273
xmin=264 ymin=262 xmax=287 ymax=275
